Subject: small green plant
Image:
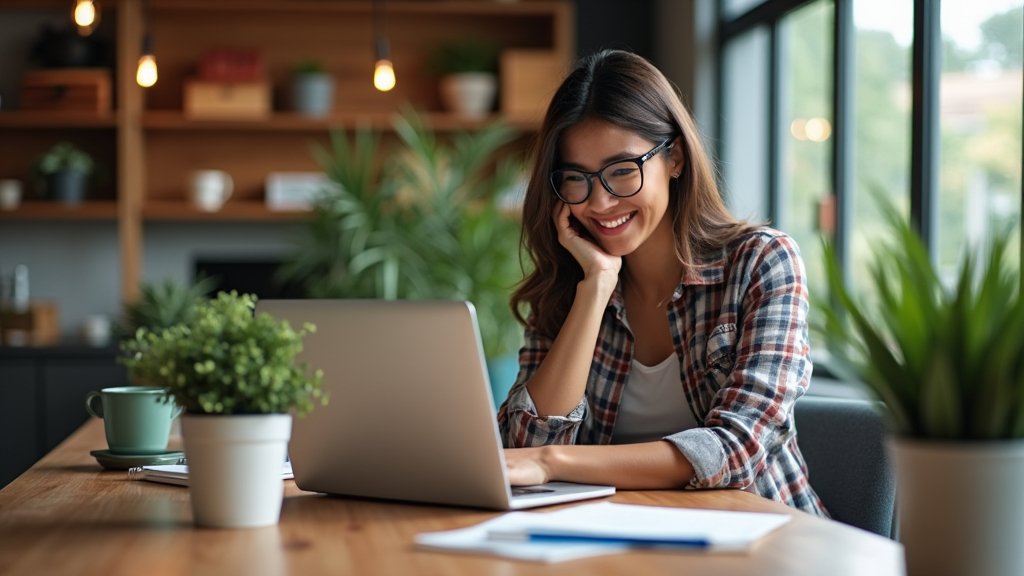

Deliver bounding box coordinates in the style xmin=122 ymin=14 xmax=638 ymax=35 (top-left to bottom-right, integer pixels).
xmin=119 ymin=276 xmax=217 ymax=339
xmin=429 ymin=39 xmax=499 ymax=75
xmin=291 ymin=58 xmax=327 ymax=75
xmin=35 ymin=141 xmax=95 ymax=176
xmin=814 ymin=198 xmax=1024 ymax=440
xmin=120 ymin=291 xmax=327 ymax=416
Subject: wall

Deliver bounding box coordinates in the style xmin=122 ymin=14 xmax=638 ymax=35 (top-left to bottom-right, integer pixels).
xmin=0 ymin=0 xmax=714 ymax=338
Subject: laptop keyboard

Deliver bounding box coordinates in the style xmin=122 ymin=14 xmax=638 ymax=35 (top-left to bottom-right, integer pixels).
xmin=512 ymin=487 xmax=556 ymax=496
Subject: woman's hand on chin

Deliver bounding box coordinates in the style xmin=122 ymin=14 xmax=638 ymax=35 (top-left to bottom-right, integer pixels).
xmin=554 ymin=203 xmax=622 ymax=282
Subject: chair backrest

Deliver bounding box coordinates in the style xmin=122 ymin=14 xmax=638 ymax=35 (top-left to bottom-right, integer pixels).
xmin=794 ymin=395 xmax=897 ymax=539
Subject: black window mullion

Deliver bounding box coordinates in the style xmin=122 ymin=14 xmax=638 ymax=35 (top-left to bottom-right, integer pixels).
xmin=768 ymin=21 xmax=781 ymax=225
xmin=910 ymin=0 xmax=940 ymax=256
xmin=831 ymin=0 xmax=853 ymax=286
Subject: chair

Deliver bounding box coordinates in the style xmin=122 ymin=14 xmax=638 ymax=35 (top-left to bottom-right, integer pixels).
xmin=794 ymin=395 xmax=898 ymax=539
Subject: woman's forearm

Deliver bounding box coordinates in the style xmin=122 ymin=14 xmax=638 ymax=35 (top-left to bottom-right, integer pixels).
xmin=540 ymin=441 xmax=695 ymax=489
xmin=526 ymin=278 xmax=616 ymax=416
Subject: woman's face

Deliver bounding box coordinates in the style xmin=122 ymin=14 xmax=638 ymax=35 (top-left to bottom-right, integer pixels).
xmin=556 ymin=118 xmax=681 ymax=258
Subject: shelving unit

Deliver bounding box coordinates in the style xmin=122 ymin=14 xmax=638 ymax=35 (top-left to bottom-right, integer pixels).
xmin=0 ymin=0 xmax=574 ymax=302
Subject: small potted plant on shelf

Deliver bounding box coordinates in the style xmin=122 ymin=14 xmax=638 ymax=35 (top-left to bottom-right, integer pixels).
xmin=429 ymin=39 xmax=500 ymax=119
xmin=34 ymin=141 xmax=95 ymax=205
xmin=814 ymin=198 xmax=1024 ymax=576
xmin=290 ymin=58 xmax=335 ymax=118
xmin=120 ymin=291 xmax=326 ymax=528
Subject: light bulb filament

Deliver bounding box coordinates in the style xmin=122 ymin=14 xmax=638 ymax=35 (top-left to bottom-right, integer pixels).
xmin=137 ymin=54 xmax=158 ymax=88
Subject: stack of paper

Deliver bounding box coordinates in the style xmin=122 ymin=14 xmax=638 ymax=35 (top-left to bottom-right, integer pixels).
xmin=415 ymin=502 xmax=792 ymax=563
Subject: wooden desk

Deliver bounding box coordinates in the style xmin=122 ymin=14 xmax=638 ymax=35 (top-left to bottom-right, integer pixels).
xmin=0 ymin=419 xmax=904 ymax=576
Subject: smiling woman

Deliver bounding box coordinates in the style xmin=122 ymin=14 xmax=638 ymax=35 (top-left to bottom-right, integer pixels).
xmin=497 ymin=49 xmax=828 ymax=517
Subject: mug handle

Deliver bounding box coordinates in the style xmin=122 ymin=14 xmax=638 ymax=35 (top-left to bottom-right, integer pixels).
xmin=85 ymin=391 xmax=104 ymax=419
xmin=170 ymin=402 xmax=185 ymax=420
xmin=222 ymin=173 xmax=233 ymax=200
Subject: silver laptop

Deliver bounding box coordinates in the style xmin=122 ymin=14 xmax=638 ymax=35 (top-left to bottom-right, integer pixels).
xmin=256 ymin=299 xmax=615 ymax=510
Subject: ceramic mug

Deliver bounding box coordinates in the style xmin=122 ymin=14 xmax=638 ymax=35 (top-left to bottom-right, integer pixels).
xmin=0 ymin=179 xmax=22 ymax=211
xmin=85 ymin=386 xmax=183 ymax=454
xmin=190 ymin=169 xmax=233 ymax=212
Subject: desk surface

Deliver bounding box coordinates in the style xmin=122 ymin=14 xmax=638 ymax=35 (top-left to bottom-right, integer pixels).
xmin=0 ymin=419 xmax=904 ymax=576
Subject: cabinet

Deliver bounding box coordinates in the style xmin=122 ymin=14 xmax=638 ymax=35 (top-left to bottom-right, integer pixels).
xmin=0 ymin=346 xmax=128 ymax=487
xmin=0 ymin=0 xmax=574 ymax=302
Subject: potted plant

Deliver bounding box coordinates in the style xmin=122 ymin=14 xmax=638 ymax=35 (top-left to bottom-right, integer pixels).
xmin=279 ymin=107 xmax=525 ymax=405
xmin=120 ymin=291 xmax=326 ymax=528
xmin=118 ymin=276 xmax=217 ymax=339
xmin=35 ymin=141 xmax=94 ymax=204
xmin=429 ymin=39 xmax=500 ymax=119
xmin=815 ymin=200 xmax=1024 ymax=576
xmin=290 ymin=58 xmax=334 ymax=117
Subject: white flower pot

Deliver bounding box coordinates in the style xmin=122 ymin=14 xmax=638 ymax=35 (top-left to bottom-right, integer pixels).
xmin=181 ymin=413 xmax=292 ymax=528
xmin=440 ymin=72 xmax=497 ymax=119
xmin=889 ymin=438 xmax=1024 ymax=576
xmin=291 ymin=73 xmax=335 ymax=117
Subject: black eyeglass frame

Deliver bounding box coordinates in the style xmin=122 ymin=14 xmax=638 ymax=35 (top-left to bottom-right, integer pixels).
xmin=549 ymin=138 xmax=674 ymax=205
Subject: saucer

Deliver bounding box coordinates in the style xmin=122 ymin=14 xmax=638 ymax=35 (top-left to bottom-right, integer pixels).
xmin=90 ymin=449 xmax=185 ymax=470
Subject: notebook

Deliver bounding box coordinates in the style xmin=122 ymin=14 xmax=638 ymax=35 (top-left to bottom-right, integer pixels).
xmin=256 ymin=299 xmax=615 ymax=510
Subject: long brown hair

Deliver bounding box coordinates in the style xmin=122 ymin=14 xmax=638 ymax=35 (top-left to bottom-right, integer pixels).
xmin=512 ymin=49 xmax=754 ymax=338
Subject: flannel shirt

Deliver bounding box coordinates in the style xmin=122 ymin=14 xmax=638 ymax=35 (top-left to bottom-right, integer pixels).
xmin=498 ymin=227 xmax=827 ymax=516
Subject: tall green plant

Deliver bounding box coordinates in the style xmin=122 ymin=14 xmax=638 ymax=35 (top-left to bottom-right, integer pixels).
xmin=814 ymin=198 xmax=1024 ymax=439
xmin=279 ymin=108 xmax=527 ymax=358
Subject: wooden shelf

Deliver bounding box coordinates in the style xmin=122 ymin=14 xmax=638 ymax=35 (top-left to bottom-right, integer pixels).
xmin=0 ymin=111 xmax=118 ymax=130
xmin=150 ymin=0 xmax=568 ymax=17
xmin=142 ymin=200 xmax=310 ymax=222
xmin=141 ymin=111 xmax=541 ymax=132
xmin=0 ymin=201 xmax=118 ymax=220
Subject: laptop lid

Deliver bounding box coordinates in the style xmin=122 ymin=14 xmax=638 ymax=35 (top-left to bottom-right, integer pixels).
xmin=256 ymin=299 xmax=614 ymax=510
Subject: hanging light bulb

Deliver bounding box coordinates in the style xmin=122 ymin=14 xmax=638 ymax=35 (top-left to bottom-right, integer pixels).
xmin=373 ymin=38 xmax=396 ymax=92
xmin=136 ymin=34 xmax=158 ymax=88
xmin=372 ymin=0 xmax=396 ymax=92
xmin=72 ymin=0 xmax=99 ymax=36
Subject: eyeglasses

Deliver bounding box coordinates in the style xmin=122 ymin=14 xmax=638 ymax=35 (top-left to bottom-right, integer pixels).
xmin=549 ymin=138 xmax=673 ymax=205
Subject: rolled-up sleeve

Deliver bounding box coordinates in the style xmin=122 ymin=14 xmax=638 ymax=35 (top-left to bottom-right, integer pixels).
xmin=497 ymin=325 xmax=588 ymax=447
xmin=664 ymin=233 xmax=812 ymax=490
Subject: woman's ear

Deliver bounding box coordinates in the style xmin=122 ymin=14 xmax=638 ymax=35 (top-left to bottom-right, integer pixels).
xmin=669 ymin=136 xmax=684 ymax=177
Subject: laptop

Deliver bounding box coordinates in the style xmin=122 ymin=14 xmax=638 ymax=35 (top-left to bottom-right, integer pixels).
xmin=256 ymin=299 xmax=616 ymax=510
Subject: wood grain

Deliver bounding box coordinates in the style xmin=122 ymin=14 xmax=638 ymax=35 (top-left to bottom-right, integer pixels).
xmin=0 ymin=419 xmax=905 ymax=576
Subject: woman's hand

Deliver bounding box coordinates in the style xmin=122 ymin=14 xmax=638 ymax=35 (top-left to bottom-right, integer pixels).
xmin=554 ymin=203 xmax=622 ymax=282
xmin=504 ymin=447 xmax=552 ymax=486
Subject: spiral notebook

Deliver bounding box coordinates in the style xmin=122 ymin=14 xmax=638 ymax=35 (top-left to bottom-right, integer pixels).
xmin=128 ymin=462 xmax=294 ymax=486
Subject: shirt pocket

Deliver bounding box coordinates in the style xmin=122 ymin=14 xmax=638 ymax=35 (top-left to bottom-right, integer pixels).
xmin=704 ymin=323 xmax=738 ymax=384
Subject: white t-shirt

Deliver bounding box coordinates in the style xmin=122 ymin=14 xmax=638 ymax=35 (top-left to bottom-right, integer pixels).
xmin=610 ymin=353 xmax=699 ymax=444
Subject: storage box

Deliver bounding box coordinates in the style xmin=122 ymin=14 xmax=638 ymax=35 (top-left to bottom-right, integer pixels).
xmin=500 ymin=50 xmax=565 ymax=121
xmin=21 ymin=68 xmax=112 ymax=113
xmin=0 ymin=301 xmax=59 ymax=346
xmin=265 ymin=172 xmax=337 ymax=211
xmin=183 ymin=79 xmax=271 ymax=120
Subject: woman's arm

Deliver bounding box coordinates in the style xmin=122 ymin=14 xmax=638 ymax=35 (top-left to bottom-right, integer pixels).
xmin=504 ymin=441 xmax=695 ymax=489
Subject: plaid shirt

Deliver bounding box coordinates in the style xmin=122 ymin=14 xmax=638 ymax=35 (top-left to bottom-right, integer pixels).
xmin=498 ymin=228 xmax=827 ymax=516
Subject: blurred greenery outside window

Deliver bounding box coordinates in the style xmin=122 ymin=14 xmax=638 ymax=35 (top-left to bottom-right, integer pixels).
xmin=719 ymin=0 xmax=1023 ymax=380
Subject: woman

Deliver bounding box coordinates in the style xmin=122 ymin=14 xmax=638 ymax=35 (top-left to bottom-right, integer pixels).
xmin=497 ymin=49 xmax=826 ymax=516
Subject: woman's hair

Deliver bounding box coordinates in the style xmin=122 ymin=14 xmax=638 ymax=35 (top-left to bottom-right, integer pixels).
xmin=511 ymin=49 xmax=755 ymax=338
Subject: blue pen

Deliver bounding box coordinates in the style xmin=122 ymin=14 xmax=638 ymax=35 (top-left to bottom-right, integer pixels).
xmin=523 ymin=532 xmax=711 ymax=549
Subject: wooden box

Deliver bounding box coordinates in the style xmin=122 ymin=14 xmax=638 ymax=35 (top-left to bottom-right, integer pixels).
xmin=21 ymin=68 xmax=111 ymax=113
xmin=0 ymin=301 xmax=59 ymax=346
xmin=500 ymin=50 xmax=566 ymax=121
xmin=183 ymin=79 xmax=271 ymax=120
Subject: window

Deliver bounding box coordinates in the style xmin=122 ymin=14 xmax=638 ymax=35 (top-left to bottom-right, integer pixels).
xmin=718 ymin=0 xmax=1024 ymax=374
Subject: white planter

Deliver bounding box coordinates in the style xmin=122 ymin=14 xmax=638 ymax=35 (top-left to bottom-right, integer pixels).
xmin=889 ymin=438 xmax=1024 ymax=576
xmin=181 ymin=413 xmax=292 ymax=528
xmin=439 ymin=72 xmax=497 ymax=119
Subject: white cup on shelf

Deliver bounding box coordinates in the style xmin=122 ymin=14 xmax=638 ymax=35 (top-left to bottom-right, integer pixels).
xmin=0 ymin=179 xmax=23 ymax=211
xmin=190 ymin=170 xmax=233 ymax=212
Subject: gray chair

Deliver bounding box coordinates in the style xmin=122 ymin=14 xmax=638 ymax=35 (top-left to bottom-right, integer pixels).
xmin=794 ymin=395 xmax=898 ymax=539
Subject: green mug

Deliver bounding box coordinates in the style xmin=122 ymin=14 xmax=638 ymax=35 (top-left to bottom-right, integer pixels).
xmin=85 ymin=386 xmax=183 ymax=455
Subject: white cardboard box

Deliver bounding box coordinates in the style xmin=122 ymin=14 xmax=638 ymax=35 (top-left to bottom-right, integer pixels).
xmin=264 ymin=172 xmax=335 ymax=211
